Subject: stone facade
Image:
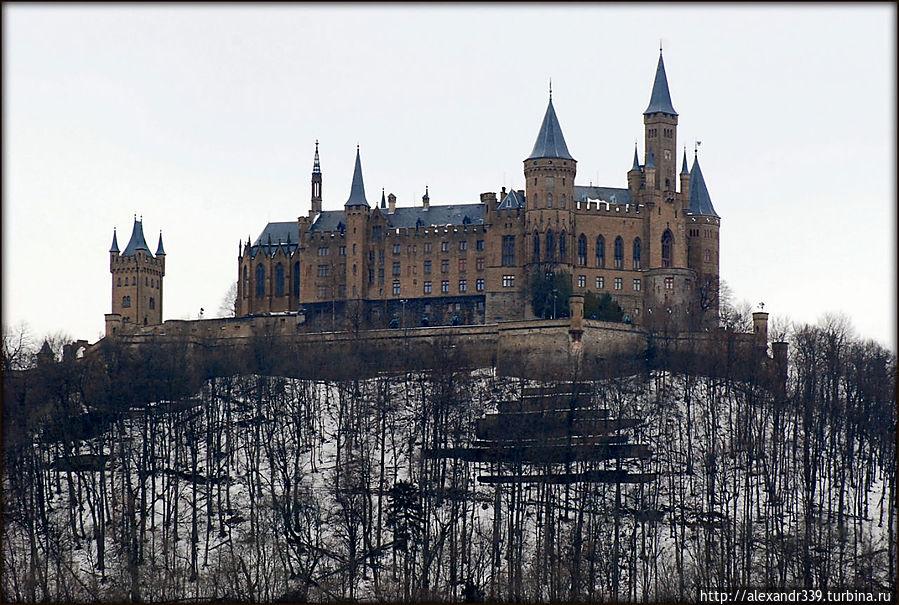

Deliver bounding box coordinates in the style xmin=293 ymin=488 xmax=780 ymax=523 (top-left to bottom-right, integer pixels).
xmin=106 ymin=218 xmax=165 ymax=334
xmin=233 ymin=51 xmax=720 ymax=332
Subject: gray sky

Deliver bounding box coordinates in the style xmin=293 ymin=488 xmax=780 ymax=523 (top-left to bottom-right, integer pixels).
xmin=4 ymin=4 xmax=896 ymax=349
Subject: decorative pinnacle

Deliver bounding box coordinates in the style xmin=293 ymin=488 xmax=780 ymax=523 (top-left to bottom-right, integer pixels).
xmin=694 ymin=139 xmax=702 ymax=155
xmin=549 ymin=78 xmax=552 ymax=100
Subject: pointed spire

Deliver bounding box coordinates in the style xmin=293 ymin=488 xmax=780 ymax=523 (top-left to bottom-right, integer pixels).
xmin=122 ymin=216 xmax=151 ymax=256
xmin=688 ymin=154 xmax=719 ymax=217
xmin=644 ymin=50 xmax=678 ymax=116
xmin=109 ymin=228 xmax=120 ymax=253
xmin=313 ymin=139 xmax=321 ymax=174
xmin=681 ymin=148 xmax=689 ymax=175
xmin=380 ymin=188 xmax=386 ymax=209
xmin=156 ymin=230 xmax=166 ymax=256
xmin=527 ymin=93 xmax=574 ymax=160
xmin=344 ymin=145 xmax=370 ymax=207
xmin=631 ymin=144 xmax=641 ymax=171
xmin=422 ymin=185 xmax=430 ymax=209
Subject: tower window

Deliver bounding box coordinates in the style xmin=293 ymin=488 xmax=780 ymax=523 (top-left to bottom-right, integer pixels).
xmin=547 ymin=192 xmax=553 ymax=209
xmin=545 ymin=230 xmax=555 ymax=261
xmin=117 ymin=277 xmax=122 ymax=286
xmin=614 ymin=236 xmax=624 ymax=269
xmin=122 ymin=295 xmax=131 ymax=308
xmin=661 ymin=229 xmax=674 ymax=268
xmin=533 ymin=231 xmax=541 ymax=262
xmin=559 ymin=231 xmax=567 ymax=262
xmin=149 ymin=297 xmax=155 ymax=309
xmin=633 ymin=238 xmax=642 ymax=269
xmin=293 ymin=262 xmax=300 ymax=297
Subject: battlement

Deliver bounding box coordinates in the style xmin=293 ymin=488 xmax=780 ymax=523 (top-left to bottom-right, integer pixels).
xmin=574 ymin=200 xmax=642 ymax=215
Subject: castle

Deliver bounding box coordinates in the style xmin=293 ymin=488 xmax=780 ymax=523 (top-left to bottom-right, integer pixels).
xmin=107 ymin=51 xmax=722 ymax=336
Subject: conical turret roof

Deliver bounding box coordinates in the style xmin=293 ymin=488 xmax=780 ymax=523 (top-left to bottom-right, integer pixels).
xmin=688 ymin=155 xmax=718 ymax=217
xmin=122 ymin=217 xmax=152 ymax=256
xmin=156 ymin=231 xmax=166 ymax=255
xmin=528 ymin=96 xmax=574 ymax=161
xmin=110 ymin=229 xmax=120 ymax=253
xmin=345 ymin=146 xmax=370 ymax=207
xmin=681 ymin=149 xmax=689 ymax=175
xmin=631 ymin=146 xmax=641 ymax=171
xmin=644 ymin=52 xmax=678 ymax=116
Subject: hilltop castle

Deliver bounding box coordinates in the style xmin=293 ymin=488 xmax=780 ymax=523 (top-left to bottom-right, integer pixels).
xmin=107 ymin=51 xmax=722 ymax=335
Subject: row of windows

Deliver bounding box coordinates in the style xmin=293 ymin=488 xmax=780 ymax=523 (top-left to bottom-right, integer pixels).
xmin=531 ymin=192 xmax=567 ymax=210
xmin=535 ymin=230 xmax=674 ymax=269
xmin=382 ymin=239 xmax=484 ymax=253
xmin=121 ymin=296 xmax=155 ymax=309
xmin=576 ymin=275 xmax=642 ymax=292
xmin=248 ymin=262 xmax=302 ymax=299
xmin=112 ymin=255 xmax=161 ymax=265
xmin=116 ymin=276 xmax=160 ymax=288
xmin=413 ymin=278 xmax=488 ymax=296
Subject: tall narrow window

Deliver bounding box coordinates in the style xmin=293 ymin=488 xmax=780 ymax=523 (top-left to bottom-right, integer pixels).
xmin=559 ymin=231 xmax=567 ymax=262
xmin=501 ymin=236 xmax=515 ymax=266
xmin=533 ymin=231 xmax=541 ymax=262
xmin=661 ymin=229 xmax=673 ymax=268
xmin=596 ymin=235 xmax=605 ymax=268
xmin=577 ymin=234 xmax=587 ymax=266
xmin=255 ymin=264 xmax=266 ymax=298
xmin=546 ymin=230 xmax=555 ymax=261
xmin=275 ymin=263 xmax=285 ymax=296
xmin=243 ymin=266 xmax=249 ymax=296
xmin=633 ymin=238 xmax=642 ymax=269
xmin=614 ymin=236 xmax=624 ymax=269
xmin=293 ymin=262 xmax=300 ymax=297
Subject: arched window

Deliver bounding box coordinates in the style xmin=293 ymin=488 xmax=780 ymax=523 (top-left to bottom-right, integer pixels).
xmin=122 ymin=295 xmax=131 ymax=308
xmin=614 ymin=236 xmax=624 ymax=269
xmin=633 ymin=238 xmax=642 ymax=269
xmin=561 ymin=194 xmax=566 ymax=210
xmin=545 ymin=230 xmax=556 ymax=261
xmin=661 ymin=229 xmax=673 ymax=268
xmin=577 ymin=234 xmax=587 ymax=266
xmin=533 ymin=194 xmax=538 ymax=209
xmin=275 ymin=263 xmax=285 ymax=296
xmin=293 ymin=262 xmax=300 ymax=297
xmin=117 ymin=277 xmax=121 ymax=287
xmin=255 ymin=263 xmax=266 ymax=298
xmin=149 ymin=297 xmax=155 ymax=310
xmin=547 ymin=192 xmax=553 ymax=209
xmin=559 ymin=230 xmax=567 ymax=262
xmin=596 ymin=235 xmax=605 ymax=268
xmin=243 ymin=266 xmax=249 ymax=297
xmin=533 ymin=231 xmax=540 ymax=262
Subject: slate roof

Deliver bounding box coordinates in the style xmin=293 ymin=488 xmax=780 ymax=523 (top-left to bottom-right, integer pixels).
xmin=644 ymin=52 xmax=678 ymax=116
xmin=345 ymin=147 xmax=370 ymax=207
xmin=122 ymin=218 xmax=152 ymax=256
xmin=385 ymin=204 xmax=484 ymax=229
xmin=497 ymin=189 xmax=526 ymax=210
xmin=248 ymin=221 xmax=301 ymax=258
xmin=528 ymin=98 xmax=574 ymax=160
xmin=688 ymin=155 xmax=719 ymax=217
xmin=155 ymin=232 xmax=166 ymax=255
xmin=110 ymin=229 xmax=120 ymax=253
xmin=631 ymin=147 xmax=641 ymax=171
xmin=681 ymin=151 xmax=689 ymax=175
xmin=573 ymin=186 xmax=633 ymax=205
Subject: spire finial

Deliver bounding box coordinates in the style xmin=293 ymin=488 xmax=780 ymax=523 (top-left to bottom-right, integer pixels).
xmin=549 ymin=78 xmax=552 ymax=100
xmin=694 ymin=139 xmax=702 ymax=156
xmin=660 ymin=39 xmax=663 ymax=53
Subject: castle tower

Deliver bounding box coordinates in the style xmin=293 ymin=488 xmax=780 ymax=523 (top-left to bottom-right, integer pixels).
xmin=524 ymin=88 xmax=577 ymax=270
xmin=685 ymin=151 xmax=721 ymax=325
xmin=643 ymin=50 xmax=678 ymax=194
xmin=344 ymin=146 xmax=371 ymax=300
xmin=108 ymin=216 xmax=165 ymax=330
xmin=310 ymin=140 xmax=323 ymax=216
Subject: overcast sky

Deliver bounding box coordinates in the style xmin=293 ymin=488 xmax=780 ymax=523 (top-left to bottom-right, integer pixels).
xmin=3 ymin=4 xmax=895 ymax=349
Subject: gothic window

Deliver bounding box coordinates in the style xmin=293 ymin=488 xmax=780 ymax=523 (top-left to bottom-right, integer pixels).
xmin=255 ymin=264 xmax=266 ymax=298
xmin=561 ymin=194 xmax=566 ymax=210
xmin=243 ymin=266 xmax=249 ymax=296
xmin=559 ymin=231 xmax=567 ymax=262
xmin=533 ymin=194 xmax=538 ymax=209
xmin=149 ymin=297 xmax=155 ymax=310
xmin=122 ymin=295 xmax=131 ymax=308
xmin=293 ymin=262 xmax=300 ymax=297
xmin=633 ymin=238 xmax=642 ymax=269
xmin=533 ymin=231 xmax=540 ymax=262
xmin=502 ymin=235 xmax=515 ymax=266
xmin=577 ymin=234 xmax=587 ymax=266
xmin=614 ymin=236 xmax=624 ymax=269
xmin=662 ymin=229 xmax=673 ymax=268
xmin=546 ymin=230 xmax=555 ymax=261
xmin=275 ymin=263 xmax=285 ymax=296
xmin=596 ymin=235 xmax=605 ymax=268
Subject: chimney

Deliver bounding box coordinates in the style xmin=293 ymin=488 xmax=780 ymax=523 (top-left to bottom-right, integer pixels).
xmin=388 ymin=193 xmax=396 ymax=214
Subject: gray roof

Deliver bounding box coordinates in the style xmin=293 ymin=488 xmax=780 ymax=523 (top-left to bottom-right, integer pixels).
xmin=386 ymin=203 xmax=484 ymax=229
xmin=681 ymin=150 xmax=689 ymax=175
xmin=631 ymin=146 xmax=641 ymax=171
xmin=527 ymin=97 xmax=574 ymax=160
xmin=574 ymin=186 xmax=633 ymax=205
xmin=497 ymin=189 xmax=526 ymax=210
xmin=155 ymin=232 xmax=166 ymax=255
xmin=110 ymin=229 xmax=120 ymax=253
xmin=122 ymin=219 xmax=151 ymax=256
xmin=644 ymin=52 xmax=678 ymax=116
xmin=345 ymin=147 xmax=370 ymax=207
xmin=309 ymin=211 xmax=347 ymax=233
xmin=250 ymin=221 xmax=300 ymax=258
xmin=688 ymin=155 xmax=719 ymax=217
